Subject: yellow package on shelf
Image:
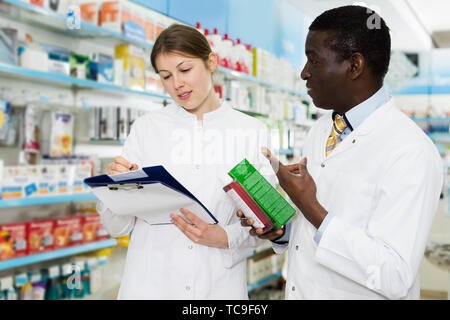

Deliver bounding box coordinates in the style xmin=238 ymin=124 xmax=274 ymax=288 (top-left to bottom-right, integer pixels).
xmin=114 ymin=44 xmax=145 ymax=91
xmin=115 ymin=234 xmax=130 ymax=247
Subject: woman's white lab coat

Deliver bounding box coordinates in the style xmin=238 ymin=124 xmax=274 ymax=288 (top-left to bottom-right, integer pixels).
xmin=273 ymin=99 xmax=443 ymax=299
xmin=97 ymin=102 xmax=273 ymax=299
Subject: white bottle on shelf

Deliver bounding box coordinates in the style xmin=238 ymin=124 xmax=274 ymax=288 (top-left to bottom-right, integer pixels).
xmin=207 ymin=28 xmax=224 ymax=67
xmin=195 ymin=22 xmax=204 ymax=35
xmin=222 ymin=33 xmax=234 ymax=70
xmin=245 ymin=44 xmax=253 ymax=76
xmin=235 ymin=38 xmax=247 ymax=73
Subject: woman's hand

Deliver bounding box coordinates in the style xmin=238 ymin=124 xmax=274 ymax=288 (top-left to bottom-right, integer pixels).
xmin=171 ymin=208 xmax=229 ymax=249
xmin=107 ymin=156 xmax=138 ymax=175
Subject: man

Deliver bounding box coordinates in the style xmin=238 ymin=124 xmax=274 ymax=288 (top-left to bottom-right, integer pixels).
xmin=239 ymin=5 xmax=443 ymax=299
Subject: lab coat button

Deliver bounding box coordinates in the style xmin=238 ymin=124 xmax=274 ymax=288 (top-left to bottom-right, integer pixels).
xmin=188 ymin=245 xmax=193 ymax=249
xmin=186 ymin=286 xmax=191 ymax=291
xmin=352 ymin=139 xmax=356 ymax=144
xmin=295 ymin=245 xmax=299 ymax=250
xmin=321 ymin=163 xmax=325 ymax=168
xmin=292 ymin=286 xmax=295 ymax=291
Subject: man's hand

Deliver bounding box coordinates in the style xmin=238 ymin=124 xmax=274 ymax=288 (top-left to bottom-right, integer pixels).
xmin=262 ymin=147 xmax=328 ymax=229
xmin=171 ymin=208 xmax=229 ymax=248
xmin=237 ymin=210 xmax=285 ymax=241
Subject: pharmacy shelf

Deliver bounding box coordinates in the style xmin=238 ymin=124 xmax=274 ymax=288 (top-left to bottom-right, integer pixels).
xmin=1 ymin=0 xmax=155 ymax=49
xmin=428 ymin=133 xmax=450 ymax=144
xmin=247 ymin=271 xmax=282 ymax=292
xmin=411 ymin=116 xmax=450 ymax=122
xmin=218 ymin=66 xmax=305 ymax=97
xmin=0 ymin=63 xmax=172 ymax=100
xmin=0 ymin=193 xmax=96 ymax=208
xmin=0 ymin=239 xmax=117 ymax=271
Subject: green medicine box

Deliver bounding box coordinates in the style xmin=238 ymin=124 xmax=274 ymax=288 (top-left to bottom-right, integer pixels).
xmin=228 ymin=159 xmax=296 ymax=230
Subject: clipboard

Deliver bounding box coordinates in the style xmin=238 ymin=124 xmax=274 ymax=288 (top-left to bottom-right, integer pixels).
xmin=84 ymin=166 xmax=218 ymax=225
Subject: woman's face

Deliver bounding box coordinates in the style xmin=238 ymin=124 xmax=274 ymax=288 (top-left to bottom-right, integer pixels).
xmin=155 ymin=51 xmax=217 ymax=112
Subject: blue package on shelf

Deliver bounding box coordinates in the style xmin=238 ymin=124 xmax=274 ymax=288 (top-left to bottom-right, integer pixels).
xmin=91 ymin=53 xmax=113 ymax=84
xmin=123 ymin=21 xmax=146 ymax=43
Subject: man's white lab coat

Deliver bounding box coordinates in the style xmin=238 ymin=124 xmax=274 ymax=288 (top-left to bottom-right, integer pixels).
xmin=274 ymin=99 xmax=443 ymax=299
xmin=97 ymin=102 xmax=272 ymax=299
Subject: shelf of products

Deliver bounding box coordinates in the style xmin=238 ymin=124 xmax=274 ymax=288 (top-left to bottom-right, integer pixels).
xmin=0 ymin=238 xmax=117 ymax=271
xmin=1 ymin=0 xmax=155 ymax=49
xmin=428 ymin=133 xmax=450 ymax=144
xmin=0 ymin=63 xmax=171 ymax=100
xmin=247 ymin=271 xmax=282 ymax=292
xmin=0 ymin=193 xmax=96 ymax=208
xmin=218 ymin=66 xmax=304 ymax=97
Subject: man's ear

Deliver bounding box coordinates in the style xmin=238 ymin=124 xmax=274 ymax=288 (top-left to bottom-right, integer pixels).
xmin=348 ymin=52 xmax=365 ymax=80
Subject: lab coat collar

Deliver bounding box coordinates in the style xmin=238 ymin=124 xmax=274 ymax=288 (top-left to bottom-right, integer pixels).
xmin=172 ymin=100 xmax=230 ymax=123
xmin=322 ymin=98 xmax=394 ymax=160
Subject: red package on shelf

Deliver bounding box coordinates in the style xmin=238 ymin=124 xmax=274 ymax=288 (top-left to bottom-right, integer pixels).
xmin=26 ymin=219 xmax=54 ymax=255
xmin=81 ymin=214 xmax=108 ymax=243
xmin=53 ymin=217 xmax=83 ymax=249
xmin=0 ymin=223 xmax=28 ymax=260
xmin=223 ymin=181 xmax=274 ymax=233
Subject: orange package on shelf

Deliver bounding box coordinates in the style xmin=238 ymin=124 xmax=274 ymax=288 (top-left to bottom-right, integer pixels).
xmin=81 ymin=214 xmax=108 ymax=243
xmin=30 ymin=0 xmax=44 ymax=7
xmin=27 ymin=219 xmax=54 ymax=255
xmin=144 ymin=17 xmax=155 ymax=42
xmin=53 ymin=217 xmax=83 ymax=249
xmin=99 ymin=1 xmax=121 ymax=32
xmin=0 ymin=223 xmax=28 ymax=260
xmin=80 ymin=2 xmax=100 ymax=26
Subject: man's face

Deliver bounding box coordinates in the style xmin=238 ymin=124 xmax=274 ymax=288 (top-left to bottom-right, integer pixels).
xmin=301 ymin=30 xmax=349 ymax=111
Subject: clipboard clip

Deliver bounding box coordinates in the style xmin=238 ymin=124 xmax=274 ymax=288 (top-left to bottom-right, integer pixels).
xmin=107 ymin=183 xmax=144 ymax=191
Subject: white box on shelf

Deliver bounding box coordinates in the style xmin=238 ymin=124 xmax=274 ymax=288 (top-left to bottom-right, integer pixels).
xmin=18 ymin=46 xmax=49 ymax=72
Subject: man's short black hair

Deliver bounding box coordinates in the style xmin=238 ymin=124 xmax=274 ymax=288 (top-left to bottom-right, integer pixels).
xmin=309 ymin=5 xmax=391 ymax=80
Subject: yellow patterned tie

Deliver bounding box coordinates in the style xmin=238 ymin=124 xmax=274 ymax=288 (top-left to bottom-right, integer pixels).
xmin=325 ymin=114 xmax=347 ymax=157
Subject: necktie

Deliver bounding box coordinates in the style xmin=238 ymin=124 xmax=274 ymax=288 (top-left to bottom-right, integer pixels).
xmin=325 ymin=114 xmax=347 ymax=157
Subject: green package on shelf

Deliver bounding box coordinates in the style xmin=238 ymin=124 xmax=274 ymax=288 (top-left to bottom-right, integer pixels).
xmin=228 ymin=159 xmax=296 ymax=230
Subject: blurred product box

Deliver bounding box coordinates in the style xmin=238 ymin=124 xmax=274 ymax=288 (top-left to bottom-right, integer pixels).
xmin=18 ymin=45 xmax=48 ymax=72
xmin=72 ymin=163 xmax=92 ymax=193
xmin=50 ymin=112 xmax=74 ymax=157
xmin=57 ymin=164 xmax=75 ymax=194
xmin=0 ymin=166 xmax=38 ymax=199
xmin=156 ymin=22 xmax=166 ymax=39
xmin=0 ymin=28 xmax=17 ymax=66
xmin=37 ymin=165 xmax=58 ymax=196
xmin=53 ymin=216 xmax=83 ymax=249
xmin=99 ymin=0 xmax=121 ymax=32
xmin=90 ymin=53 xmax=113 ymax=83
xmin=0 ymin=222 xmax=27 ymax=260
xmin=144 ymin=15 xmax=155 ymax=42
xmin=81 ymin=214 xmax=108 ymax=243
xmin=26 ymin=219 xmax=54 ymax=254
xmin=79 ymin=1 xmax=100 ymax=25
xmin=40 ymin=44 xmax=70 ymax=76
xmin=69 ymin=52 xmax=90 ymax=79
xmin=115 ymin=44 xmax=145 ymax=91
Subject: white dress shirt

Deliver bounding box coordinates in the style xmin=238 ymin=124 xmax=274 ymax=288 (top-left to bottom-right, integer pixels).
xmin=97 ymin=101 xmax=275 ymax=299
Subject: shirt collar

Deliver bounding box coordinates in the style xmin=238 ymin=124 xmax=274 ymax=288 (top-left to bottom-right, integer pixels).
xmin=332 ymin=85 xmax=391 ymax=131
xmin=173 ymin=100 xmax=229 ymax=122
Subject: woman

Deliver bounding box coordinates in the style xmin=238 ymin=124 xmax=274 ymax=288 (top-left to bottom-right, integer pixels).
xmin=98 ymin=24 xmax=275 ymax=299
